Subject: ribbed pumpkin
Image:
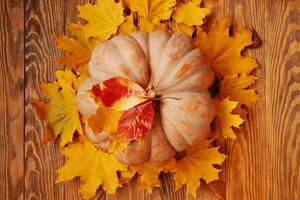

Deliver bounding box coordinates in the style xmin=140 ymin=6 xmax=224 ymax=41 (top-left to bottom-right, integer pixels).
xmin=76 ymin=30 xmax=215 ymax=167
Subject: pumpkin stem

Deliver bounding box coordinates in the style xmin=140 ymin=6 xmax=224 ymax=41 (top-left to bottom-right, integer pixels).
xmin=137 ymin=96 xmax=181 ymax=101
xmin=144 ymin=84 xmax=181 ymax=100
xmin=151 ymin=96 xmax=182 ymax=101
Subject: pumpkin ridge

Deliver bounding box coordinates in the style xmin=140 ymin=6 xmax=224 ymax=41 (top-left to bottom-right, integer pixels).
xmin=160 ymin=93 xmax=213 ymax=145
xmin=131 ymin=32 xmax=150 ymax=61
xmin=153 ymin=32 xmax=195 ymax=88
xmin=148 ymin=115 xmax=176 ymax=166
xmin=160 ymin=111 xmax=190 ymax=149
xmin=161 ymin=48 xmax=209 ymax=90
xmin=88 ymin=45 xmax=111 ymax=80
xmin=129 ymin=33 xmax=151 ymax=86
xmin=161 ymin=74 xmax=211 ymax=94
xmin=110 ymin=38 xmax=142 ymax=85
xmin=149 ymin=31 xmax=171 ymax=83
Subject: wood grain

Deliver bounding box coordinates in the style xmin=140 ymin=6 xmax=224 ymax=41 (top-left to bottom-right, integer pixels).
xmin=0 ymin=0 xmax=299 ymax=199
xmin=225 ymin=0 xmax=300 ymax=199
xmin=0 ymin=0 xmax=24 ymax=199
xmin=24 ymin=0 xmax=65 ymax=199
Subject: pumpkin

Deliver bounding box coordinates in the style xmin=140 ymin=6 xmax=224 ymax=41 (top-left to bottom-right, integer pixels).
xmin=76 ymin=30 xmax=215 ymax=167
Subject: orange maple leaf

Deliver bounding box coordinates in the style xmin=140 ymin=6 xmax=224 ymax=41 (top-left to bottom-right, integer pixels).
xmin=195 ymin=16 xmax=258 ymax=77
xmin=173 ymin=140 xmax=226 ymax=197
xmin=55 ymin=35 xmax=91 ymax=73
xmin=214 ymin=98 xmax=244 ymax=139
xmin=220 ymin=73 xmax=260 ymax=107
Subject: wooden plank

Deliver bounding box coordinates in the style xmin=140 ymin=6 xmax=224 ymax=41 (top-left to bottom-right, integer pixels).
xmin=0 ymin=0 xmax=24 ymax=199
xmin=225 ymin=0 xmax=300 ymax=199
xmin=21 ymin=0 xmax=300 ymax=199
xmin=223 ymin=0 xmax=268 ymax=199
xmin=24 ymin=0 xmax=66 ymax=199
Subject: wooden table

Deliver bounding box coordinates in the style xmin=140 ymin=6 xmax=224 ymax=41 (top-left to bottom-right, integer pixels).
xmin=1 ymin=0 xmax=299 ymax=199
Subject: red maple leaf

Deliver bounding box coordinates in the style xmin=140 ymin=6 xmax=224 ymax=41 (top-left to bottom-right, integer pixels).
xmin=117 ymin=100 xmax=154 ymax=140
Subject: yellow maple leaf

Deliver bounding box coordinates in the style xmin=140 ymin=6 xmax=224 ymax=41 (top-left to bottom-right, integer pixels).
xmin=172 ymin=0 xmax=211 ymax=26
xmin=127 ymin=0 xmax=176 ymax=25
xmin=119 ymin=14 xmax=137 ymax=35
xmin=214 ymin=98 xmax=244 ymax=139
xmin=174 ymin=140 xmax=226 ymax=197
xmin=67 ymin=23 xmax=100 ymax=50
xmin=137 ymin=17 xmax=167 ymax=32
xmin=108 ymin=134 xmax=129 ymax=153
xmin=132 ymin=160 xmax=177 ymax=192
xmin=85 ymin=103 xmax=129 ymax=154
xmin=56 ymin=22 xmax=101 ymax=74
xmin=36 ymin=70 xmax=83 ymax=147
xmin=56 ymin=137 xmax=127 ymax=199
xmin=173 ymin=23 xmax=196 ymax=36
xmin=77 ymin=0 xmax=125 ymax=40
xmin=87 ymin=105 xmax=123 ymax=134
xmin=195 ymin=16 xmax=258 ymax=77
xmin=118 ymin=168 xmax=136 ymax=184
xmin=137 ymin=16 xmax=169 ymax=32
xmin=55 ymin=70 xmax=87 ymax=91
xmin=138 ymin=16 xmax=155 ymax=32
xmin=55 ymin=35 xmax=91 ymax=73
xmin=220 ymin=74 xmax=260 ymax=107
xmin=155 ymin=21 xmax=168 ymax=31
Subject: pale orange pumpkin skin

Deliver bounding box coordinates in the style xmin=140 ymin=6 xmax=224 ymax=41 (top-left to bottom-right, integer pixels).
xmin=76 ymin=30 xmax=215 ymax=167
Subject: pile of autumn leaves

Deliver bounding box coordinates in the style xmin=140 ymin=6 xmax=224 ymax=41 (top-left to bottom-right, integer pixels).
xmin=33 ymin=0 xmax=260 ymax=199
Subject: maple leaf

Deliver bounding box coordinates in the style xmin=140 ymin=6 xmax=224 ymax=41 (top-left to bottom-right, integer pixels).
xmin=195 ymin=16 xmax=258 ymax=77
xmin=155 ymin=22 xmax=169 ymax=31
xmin=126 ymin=0 xmax=176 ymax=25
xmin=118 ymin=168 xmax=136 ymax=184
xmin=33 ymin=70 xmax=83 ymax=147
xmin=220 ymin=74 xmax=260 ymax=107
xmin=56 ymin=137 xmax=127 ymax=199
xmin=117 ymin=100 xmax=155 ymax=140
xmin=86 ymin=104 xmax=130 ymax=154
xmin=67 ymin=23 xmax=100 ymax=50
xmin=31 ymin=100 xmax=56 ymax=144
xmin=56 ymin=22 xmax=100 ymax=74
xmin=173 ymin=23 xmax=196 ymax=36
xmin=87 ymin=105 xmax=123 ymax=134
xmin=91 ymin=77 xmax=148 ymax=110
xmin=214 ymin=98 xmax=244 ymax=139
xmin=119 ymin=14 xmax=137 ymax=35
xmin=77 ymin=0 xmax=125 ymax=40
xmin=55 ymin=36 xmax=91 ymax=73
xmin=172 ymin=0 xmax=211 ymax=26
xmin=32 ymin=99 xmax=48 ymax=121
xmin=132 ymin=160 xmax=177 ymax=192
xmin=137 ymin=17 xmax=168 ymax=32
xmin=55 ymin=69 xmax=87 ymax=91
xmin=174 ymin=140 xmax=226 ymax=197
xmin=108 ymin=134 xmax=130 ymax=153
xmin=138 ymin=16 xmax=155 ymax=32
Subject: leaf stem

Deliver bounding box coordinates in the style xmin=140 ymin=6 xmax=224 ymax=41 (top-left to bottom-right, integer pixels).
xmin=134 ymin=95 xmax=182 ymax=101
